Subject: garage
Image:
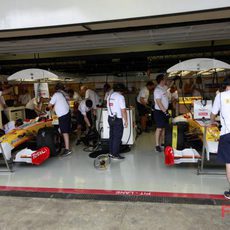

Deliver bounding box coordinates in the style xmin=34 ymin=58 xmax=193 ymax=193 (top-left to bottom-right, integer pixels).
xmin=0 ymin=1 xmax=230 ymax=204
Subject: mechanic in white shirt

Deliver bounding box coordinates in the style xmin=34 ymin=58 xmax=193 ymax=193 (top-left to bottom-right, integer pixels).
xmin=107 ymin=83 xmax=127 ymax=160
xmin=47 ymin=82 xmax=71 ymax=157
xmin=136 ymin=81 xmax=154 ymax=132
xmin=210 ymin=76 xmax=230 ymax=199
xmin=80 ymin=86 xmax=100 ymax=112
xmin=3 ymin=119 xmax=23 ymax=134
xmin=167 ymin=85 xmax=178 ymax=117
xmin=68 ymin=89 xmax=82 ymax=116
xmin=25 ymin=97 xmax=43 ymax=119
xmin=18 ymin=88 xmax=31 ymax=105
xmin=153 ymin=74 xmax=169 ymax=152
xmin=0 ymin=85 xmax=13 ymax=126
xmin=75 ymin=99 xmax=93 ymax=145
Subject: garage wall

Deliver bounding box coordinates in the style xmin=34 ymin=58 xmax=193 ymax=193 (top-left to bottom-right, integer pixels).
xmin=0 ymin=0 xmax=229 ymax=30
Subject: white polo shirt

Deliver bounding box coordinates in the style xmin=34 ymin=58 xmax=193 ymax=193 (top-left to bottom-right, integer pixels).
xmin=167 ymin=89 xmax=178 ymax=103
xmin=154 ymin=85 xmax=169 ymax=110
xmin=78 ymin=100 xmax=91 ymax=116
xmin=4 ymin=121 xmax=16 ymax=134
xmin=49 ymin=91 xmax=69 ymax=117
xmin=137 ymin=86 xmax=149 ymax=104
xmin=107 ymin=92 xmax=126 ymax=119
xmin=85 ymin=89 xmax=100 ymax=109
xmin=212 ymin=90 xmax=230 ymax=136
xmin=25 ymin=98 xmax=38 ymax=110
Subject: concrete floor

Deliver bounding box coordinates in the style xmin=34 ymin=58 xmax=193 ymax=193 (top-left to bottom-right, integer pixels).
xmin=0 ymin=196 xmax=229 ymax=230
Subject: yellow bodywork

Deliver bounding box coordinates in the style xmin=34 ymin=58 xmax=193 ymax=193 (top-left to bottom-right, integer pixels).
xmin=187 ymin=117 xmax=219 ymax=142
xmin=0 ymin=119 xmax=53 ymax=148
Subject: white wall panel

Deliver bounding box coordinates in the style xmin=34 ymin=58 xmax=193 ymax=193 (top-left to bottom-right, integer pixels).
xmin=0 ymin=0 xmax=229 ymax=30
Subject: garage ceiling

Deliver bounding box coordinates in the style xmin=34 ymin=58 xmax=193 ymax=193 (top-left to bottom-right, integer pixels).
xmin=0 ymin=21 xmax=229 ymax=54
xmin=0 ymin=8 xmax=229 ymax=74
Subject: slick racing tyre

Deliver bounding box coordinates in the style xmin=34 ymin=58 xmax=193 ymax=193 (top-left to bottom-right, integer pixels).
xmin=165 ymin=122 xmax=188 ymax=150
xmin=37 ymin=127 xmax=62 ymax=157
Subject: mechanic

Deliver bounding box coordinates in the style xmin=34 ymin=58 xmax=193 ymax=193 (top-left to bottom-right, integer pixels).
xmin=68 ymin=88 xmax=82 ymax=104
xmin=153 ymin=74 xmax=169 ymax=152
xmin=80 ymin=85 xmax=100 ymax=116
xmin=75 ymin=99 xmax=93 ymax=145
xmin=210 ymin=76 xmax=230 ymax=200
xmin=167 ymin=85 xmax=178 ymax=117
xmin=3 ymin=118 xmax=24 ymax=134
xmin=0 ymin=93 xmax=9 ymax=125
xmin=0 ymin=85 xmax=13 ymax=126
xmin=136 ymin=81 xmax=154 ymax=132
xmin=47 ymin=82 xmax=72 ymax=157
xmin=18 ymin=88 xmax=31 ymax=105
xmin=25 ymin=97 xmax=44 ymax=119
xmin=68 ymin=89 xmax=82 ymax=114
xmin=107 ymin=83 xmax=128 ymax=160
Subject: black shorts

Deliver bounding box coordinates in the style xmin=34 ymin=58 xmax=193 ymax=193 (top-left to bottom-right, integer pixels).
xmin=154 ymin=109 xmax=168 ymax=128
xmin=217 ymin=133 xmax=230 ymax=163
xmin=58 ymin=112 xmax=71 ymax=133
xmin=137 ymin=102 xmax=148 ymax=116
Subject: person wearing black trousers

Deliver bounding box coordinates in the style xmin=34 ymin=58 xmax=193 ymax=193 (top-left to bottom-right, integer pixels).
xmin=107 ymin=83 xmax=127 ymax=160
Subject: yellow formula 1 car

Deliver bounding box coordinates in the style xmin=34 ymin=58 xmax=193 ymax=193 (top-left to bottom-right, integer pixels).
xmin=164 ymin=112 xmax=220 ymax=165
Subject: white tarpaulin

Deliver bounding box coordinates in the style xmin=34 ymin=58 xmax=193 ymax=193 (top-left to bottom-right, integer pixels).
xmin=167 ymin=58 xmax=230 ymax=73
xmin=7 ymin=68 xmax=59 ymax=81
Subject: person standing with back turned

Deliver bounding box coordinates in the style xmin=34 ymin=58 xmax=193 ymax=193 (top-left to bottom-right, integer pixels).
xmin=136 ymin=81 xmax=154 ymax=132
xmin=210 ymin=76 xmax=230 ymax=199
xmin=47 ymin=83 xmax=72 ymax=157
xmin=107 ymin=83 xmax=128 ymax=160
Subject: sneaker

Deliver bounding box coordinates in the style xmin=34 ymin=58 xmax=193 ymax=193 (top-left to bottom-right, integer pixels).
xmin=61 ymin=149 xmax=72 ymax=157
xmin=110 ymin=154 xmax=125 ymax=160
xmin=224 ymin=190 xmax=230 ymax=199
xmin=155 ymin=146 xmax=162 ymax=152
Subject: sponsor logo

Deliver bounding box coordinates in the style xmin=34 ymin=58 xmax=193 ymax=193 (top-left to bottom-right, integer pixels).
xmin=198 ymin=112 xmax=208 ymax=116
xmin=32 ymin=149 xmax=47 ymax=159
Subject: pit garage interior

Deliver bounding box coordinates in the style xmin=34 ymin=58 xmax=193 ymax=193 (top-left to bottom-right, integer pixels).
xmin=0 ymin=3 xmax=230 ymax=203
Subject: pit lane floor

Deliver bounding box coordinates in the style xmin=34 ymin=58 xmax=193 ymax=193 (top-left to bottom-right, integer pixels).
xmin=0 ymin=196 xmax=229 ymax=230
xmin=0 ymin=132 xmax=228 ymax=202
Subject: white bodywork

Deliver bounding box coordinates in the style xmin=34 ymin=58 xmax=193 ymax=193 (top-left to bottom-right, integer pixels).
xmin=173 ymin=148 xmax=200 ymax=164
xmin=14 ymin=148 xmax=34 ymax=164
